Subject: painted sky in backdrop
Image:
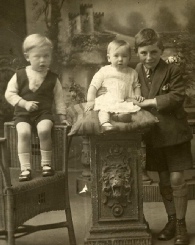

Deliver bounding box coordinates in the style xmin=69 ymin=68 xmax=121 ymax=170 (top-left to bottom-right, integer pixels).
xmin=93 ymin=0 xmax=188 ymax=26
xmin=68 ymin=0 xmax=195 ymax=35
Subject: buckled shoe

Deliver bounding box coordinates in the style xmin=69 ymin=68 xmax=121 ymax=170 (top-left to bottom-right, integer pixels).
xmin=19 ymin=169 xmax=32 ymax=182
xmin=42 ymin=165 xmax=54 ymax=177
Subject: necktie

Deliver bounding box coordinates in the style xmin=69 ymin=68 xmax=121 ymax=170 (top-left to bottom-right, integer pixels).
xmin=146 ymin=69 xmax=152 ymax=79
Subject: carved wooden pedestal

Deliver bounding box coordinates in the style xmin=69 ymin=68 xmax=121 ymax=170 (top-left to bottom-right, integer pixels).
xmin=84 ymin=132 xmax=152 ymax=245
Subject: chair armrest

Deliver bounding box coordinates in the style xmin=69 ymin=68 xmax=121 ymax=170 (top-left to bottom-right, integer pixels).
xmin=0 ymin=138 xmax=12 ymax=188
xmin=61 ymin=126 xmax=72 ymax=172
xmin=0 ymin=138 xmax=6 ymax=143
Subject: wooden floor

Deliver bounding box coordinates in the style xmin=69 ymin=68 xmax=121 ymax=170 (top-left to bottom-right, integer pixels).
xmin=0 ymin=171 xmax=195 ymax=245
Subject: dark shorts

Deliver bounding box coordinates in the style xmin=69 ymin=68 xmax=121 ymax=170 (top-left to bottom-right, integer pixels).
xmin=15 ymin=110 xmax=54 ymax=127
xmin=146 ymin=141 xmax=193 ymax=172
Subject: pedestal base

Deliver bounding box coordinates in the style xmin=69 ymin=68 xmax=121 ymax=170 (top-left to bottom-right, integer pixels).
xmin=84 ymin=223 xmax=152 ymax=245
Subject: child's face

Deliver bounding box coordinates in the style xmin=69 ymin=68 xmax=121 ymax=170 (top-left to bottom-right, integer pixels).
xmin=107 ymin=46 xmax=130 ymax=69
xmin=137 ymin=42 xmax=163 ymax=70
xmin=25 ymin=46 xmax=52 ymax=72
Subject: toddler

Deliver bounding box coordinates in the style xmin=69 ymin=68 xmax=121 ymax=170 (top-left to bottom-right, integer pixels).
xmin=85 ymin=39 xmax=144 ymax=131
xmin=5 ymin=34 xmax=69 ymax=181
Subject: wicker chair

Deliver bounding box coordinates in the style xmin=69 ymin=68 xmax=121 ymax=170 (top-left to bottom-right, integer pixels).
xmin=0 ymin=126 xmax=76 ymax=245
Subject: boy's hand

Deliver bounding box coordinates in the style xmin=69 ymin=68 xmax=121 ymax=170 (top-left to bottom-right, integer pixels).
xmin=85 ymin=101 xmax=95 ymax=112
xmin=133 ymin=98 xmax=157 ymax=108
xmin=25 ymin=101 xmax=39 ymax=112
xmin=133 ymin=95 xmax=145 ymax=103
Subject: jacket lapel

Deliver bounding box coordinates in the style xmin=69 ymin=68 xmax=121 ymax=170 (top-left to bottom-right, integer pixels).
xmin=148 ymin=59 xmax=167 ymax=98
xmin=135 ymin=63 xmax=150 ymax=98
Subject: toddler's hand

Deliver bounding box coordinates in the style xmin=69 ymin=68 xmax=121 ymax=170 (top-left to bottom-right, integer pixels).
xmin=85 ymin=101 xmax=95 ymax=112
xmin=61 ymin=119 xmax=71 ymax=126
xmin=134 ymin=95 xmax=145 ymax=103
xmin=25 ymin=101 xmax=39 ymax=112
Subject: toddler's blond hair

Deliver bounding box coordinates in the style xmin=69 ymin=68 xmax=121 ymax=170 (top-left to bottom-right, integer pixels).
xmin=23 ymin=34 xmax=53 ymax=53
xmin=107 ymin=39 xmax=131 ymax=56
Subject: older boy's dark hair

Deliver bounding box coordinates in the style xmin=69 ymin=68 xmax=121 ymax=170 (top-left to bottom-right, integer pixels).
xmin=134 ymin=28 xmax=164 ymax=53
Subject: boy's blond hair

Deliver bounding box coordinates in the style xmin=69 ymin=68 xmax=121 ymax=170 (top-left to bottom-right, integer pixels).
xmin=23 ymin=34 xmax=53 ymax=53
xmin=107 ymin=39 xmax=131 ymax=55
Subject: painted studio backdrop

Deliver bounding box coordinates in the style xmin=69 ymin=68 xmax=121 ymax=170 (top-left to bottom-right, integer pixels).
xmin=30 ymin=0 xmax=195 ymax=110
xmin=1 ymin=0 xmax=195 ymax=117
xmin=1 ymin=0 xmax=195 ymax=168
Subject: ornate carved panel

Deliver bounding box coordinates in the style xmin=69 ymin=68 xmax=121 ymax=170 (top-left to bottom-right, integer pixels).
xmin=85 ymin=132 xmax=152 ymax=245
xmin=99 ymin=142 xmax=138 ymax=221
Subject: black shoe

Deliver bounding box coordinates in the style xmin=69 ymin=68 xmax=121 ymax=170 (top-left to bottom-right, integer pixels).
xmin=158 ymin=214 xmax=176 ymax=241
xmin=174 ymin=219 xmax=189 ymax=245
xmin=42 ymin=165 xmax=54 ymax=177
xmin=19 ymin=169 xmax=32 ymax=182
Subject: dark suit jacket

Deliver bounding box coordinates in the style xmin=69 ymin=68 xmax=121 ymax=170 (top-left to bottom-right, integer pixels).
xmin=135 ymin=59 xmax=192 ymax=148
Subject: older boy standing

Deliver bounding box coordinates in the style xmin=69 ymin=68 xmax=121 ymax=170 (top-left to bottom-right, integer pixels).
xmin=134 ymin=28 xmax=193 ymax=245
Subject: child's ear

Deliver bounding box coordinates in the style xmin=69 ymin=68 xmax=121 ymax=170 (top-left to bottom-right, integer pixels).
xmin=107 ymin=54 xmax=110 ymax=62
xmin=24 ymin=53 xmax=29 ymax=62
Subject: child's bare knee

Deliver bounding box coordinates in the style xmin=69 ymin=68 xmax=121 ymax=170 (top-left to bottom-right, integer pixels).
xmin=37 ymin=128 xmax=51 ymax=139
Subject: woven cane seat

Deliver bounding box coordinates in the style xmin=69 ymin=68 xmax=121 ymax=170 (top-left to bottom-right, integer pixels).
xmin=5 ymin=172 xmax=66 ymax=228
xmin=0 ymin=125 xmax=76 ymax=245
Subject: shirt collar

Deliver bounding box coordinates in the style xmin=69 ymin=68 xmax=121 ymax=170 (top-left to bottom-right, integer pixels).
xmin=143 ymin=66 xmax=153 ymax=73
xmin=143 ymin=60 xmax=161 ymax=73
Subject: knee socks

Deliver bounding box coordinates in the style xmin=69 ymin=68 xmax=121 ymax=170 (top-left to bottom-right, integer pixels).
xmin=172 ymin=182 xmax=188 ymax=220
xmin=41 ymin=150 xmax=52 ymax=167
xmin=18 ymin=153 xmax=31 ymax=171
xmin=18 ymin=151 xmax=52 ymax=170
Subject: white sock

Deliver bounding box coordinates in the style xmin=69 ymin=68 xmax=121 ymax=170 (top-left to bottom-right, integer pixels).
xmin=41 ymin=150 xmax=52 ymax=167
xmin=18 ymin=153 xmax=31 ymax=171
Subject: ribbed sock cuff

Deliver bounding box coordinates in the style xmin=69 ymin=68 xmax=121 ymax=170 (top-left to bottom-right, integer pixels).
xmin=18 ymin=153 xmax=31 ymax=171
xmin=172 ymin=182 xmax=188 ymax=197
xmin=41 ymin=150 xmax=52 ymax=167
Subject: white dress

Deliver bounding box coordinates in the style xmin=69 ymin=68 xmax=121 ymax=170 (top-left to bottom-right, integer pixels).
xmin=90 ymin=65 xmax=141 ymax=113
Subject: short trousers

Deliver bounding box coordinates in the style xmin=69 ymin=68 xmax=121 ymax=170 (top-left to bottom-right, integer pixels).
xmin=15 ymin=110 xmax=54 ymax=127
xmin=145 ymin=141 xmax=193 ymax=172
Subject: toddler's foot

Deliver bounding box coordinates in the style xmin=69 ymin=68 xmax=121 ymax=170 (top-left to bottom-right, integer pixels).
xmin=19 ymin=169 xmax=32 ymax=182
xmin=102 ymin=122 xmax=116 ymax=132
xmin=42 ymin=165 xmax=54 ymax=177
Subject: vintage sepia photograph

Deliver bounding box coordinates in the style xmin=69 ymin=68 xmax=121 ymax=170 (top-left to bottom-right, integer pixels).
xmin=0 ymin=0 xmax=195 ymax=245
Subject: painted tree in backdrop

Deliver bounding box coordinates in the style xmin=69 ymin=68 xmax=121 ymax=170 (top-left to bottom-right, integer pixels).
xmin=32 ymin=0 xmax=70 ymax=72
